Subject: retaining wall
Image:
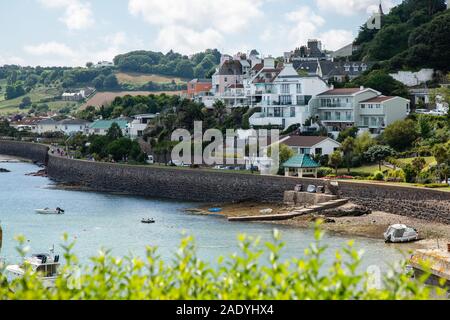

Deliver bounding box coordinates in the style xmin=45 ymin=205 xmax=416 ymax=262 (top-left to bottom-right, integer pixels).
xmin=1 ymin=140 xmax=449 ymax=223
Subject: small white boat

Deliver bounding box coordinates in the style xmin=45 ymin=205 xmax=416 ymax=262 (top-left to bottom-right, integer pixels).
xmin=384 ymin=224 xmax=419 ymax=243
xmin=6 ymin=247 xmax=61 ymax=288
xmin=35 ymin=207 xmax=65 ymax=215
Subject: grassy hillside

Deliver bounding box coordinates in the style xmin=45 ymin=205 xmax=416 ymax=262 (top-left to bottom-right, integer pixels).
xmin=81 ymin=90 xmax=183 ymax=109
xmin=116 ymin=72 xmax=187 ymax=86
xmin=0 ymin=85 xmax=81 ymax=115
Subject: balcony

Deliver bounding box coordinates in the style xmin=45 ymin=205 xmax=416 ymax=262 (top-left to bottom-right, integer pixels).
xmin=249 ymin=113 xmax=284 ymax=126
xmin=359 ymin=122 xmax=386 ymax=129
xmin=318 ymin=103 xmax=354 ymax=109
xmin=321 ymin=117 xmax=355 ymax=122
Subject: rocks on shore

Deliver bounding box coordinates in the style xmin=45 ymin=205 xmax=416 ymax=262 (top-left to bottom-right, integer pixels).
xmin=25 ymin=169 xmax=47 ymax=177
xmin=0 ymin=168 xmax=10 ymax=173
xmin=322 ymin=203 xmax=372 ymax=218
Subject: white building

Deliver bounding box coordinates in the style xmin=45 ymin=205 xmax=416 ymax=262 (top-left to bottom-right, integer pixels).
xmin=58 ymin=119 xmax=91 ymax=135
xmin=311 ymin=87 xmax=410 ymax=137
xmin=277 ymin=135 xmax=341 ymax=157
xmin=128 ymin=114 xmax=157 ymax=139
xmin=249 ymin=63 xmax=330 ymax=130
xmin=34 ymin=119 xmax=59 ymax=134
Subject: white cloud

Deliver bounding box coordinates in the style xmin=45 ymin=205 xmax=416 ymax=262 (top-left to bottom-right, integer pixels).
xmin=155 ymin=26 xmax=223 ymax=53
xmin=319 ymin=29 xmax=355 ymax=51
xmin=37 ymin=0 xmax=94 ymax=30
xmin=258 ymin=6 xmax=354 ymax=54
xmin=286 ymin=6 xmax=326 ymax=46
xmin=315 ymin=0 xmax=395 ymax=16
xmin=128 ymin=0 xmax=265 ymax=53
xmin=0 ymin=55 xmax=25 ymax=66
xmin=22 ymin=32 xmax=144 ymax=66
xmin=24 ymin=42 xmax=75 ymax=57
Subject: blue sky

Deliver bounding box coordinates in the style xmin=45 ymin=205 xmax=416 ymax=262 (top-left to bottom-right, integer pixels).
xmin=0 ymin=0 xmax=401 ymax=67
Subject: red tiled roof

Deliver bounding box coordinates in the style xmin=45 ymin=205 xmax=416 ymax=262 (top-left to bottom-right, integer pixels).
xmin=360 ymin=96 xmax=396 ymax=103
xmin=317 ymin=88 xmax=363 ymax=96
xmin=251 ymin=63 xmax=263 ymax=71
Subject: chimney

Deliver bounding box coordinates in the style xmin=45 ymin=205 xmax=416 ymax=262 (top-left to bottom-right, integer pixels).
xmin=360 ymin=86 xmax=365 ymax=91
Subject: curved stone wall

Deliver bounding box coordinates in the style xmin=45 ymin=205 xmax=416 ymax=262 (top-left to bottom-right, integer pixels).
xmin=0 ymin=140 xmax=49 ymax=164
xmin=1 ymin=140 xmax=449 ymax=223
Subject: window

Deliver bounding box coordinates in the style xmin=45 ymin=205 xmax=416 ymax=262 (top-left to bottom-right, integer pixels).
xmin=224 ymin=77 xmax=228 ymax=82
xmin=281 ymin=84 xmax=290 ymax=94
xmin=315 ymin=148 xmax=322 ymax=155
xmin=280 ymin=95 xmax=291 ymax=105
xmin=363 ymin=117 xmax=369 ymax=126
xmin=335 ymin=112 xmax=341 ymax=120
xmin=345 ymin=112 xmax=352 ymax=121
xmin=376 ymin=104 xmax=381 ymax=109
xmin=274 ymin=107 xmax=282 ymax=117
xmin=290 ymin=107 xmax=296 ymax=117
xmin=324 ymin=112 xmax=331 ymax=120
xmin=361 ymin=104 xmax=365 ymax=109
xmin=296 ymin=83 xmax=302 ymax=94
xmin=137 ymin=130 xmax=143 ymax=137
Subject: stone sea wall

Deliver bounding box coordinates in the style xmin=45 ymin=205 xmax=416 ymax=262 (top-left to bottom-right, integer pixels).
xmin=0 ymin=140 xmax=49 ymax=164
xmin=1 ymin=140 xmax=449 ymax=223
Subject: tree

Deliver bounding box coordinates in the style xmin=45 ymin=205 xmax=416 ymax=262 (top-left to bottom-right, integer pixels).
xmin=411 ymin=157 xmax=426 ymax=181
xmin=337 ymin=127 xmax=358 ymax=143
xmin=86 ymin=62 xmax=94 ymax=68
xmin=329 ymin=151 xmax=343 ymax=175
xmin=364 ymin=145 xmax=396 ymax=171
xmin=350 ymin=70 xmax=409 ymax=97
xmin=107 ymin=137 xmax=133 ymax=161
xmin=341 ymin=137 xmax=355 ymax=173
xmin=353 ymin=132 xmax=376 ymax=158
xmin=106 ymin=123 xmax=123 ymax=141
xmin=103 ymin=74 xmax=119 ymax=89
xmin=433 ymin=143 xmax=450 ymax=182
xmin=382 ymin=119 xmax=418 ymax=151
xmin=213 ymin=100 xmax=227 ymax=126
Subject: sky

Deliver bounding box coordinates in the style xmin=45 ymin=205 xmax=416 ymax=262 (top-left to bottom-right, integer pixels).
xmin=0 ymin=0 xmax=402 ymax=67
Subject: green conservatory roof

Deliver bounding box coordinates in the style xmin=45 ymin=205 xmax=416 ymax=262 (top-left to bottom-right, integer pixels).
xmin=282 ymin=154 xmax=320 ymax=169
xmin=90 ymin=119 xmax=128 ymax=130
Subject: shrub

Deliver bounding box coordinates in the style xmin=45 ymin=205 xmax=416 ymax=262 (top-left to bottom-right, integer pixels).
xmin=386 ymin=169 xmax=406 ymax=183
xmin=372 ymin=171 xmax=385 ymax=181
xmin=0 ymin=224 xmax=441 ymax=300
xmin=318 ymin=167 xmax=333 ymax=178
xmin=423 ymin=183 xmax=449 ymax=188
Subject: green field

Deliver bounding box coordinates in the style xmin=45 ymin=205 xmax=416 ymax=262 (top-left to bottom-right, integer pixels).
xmin=0 ymin=85 xmax=81 ymax=115
xmin=116 ymin=72 xmax=187 ymax=86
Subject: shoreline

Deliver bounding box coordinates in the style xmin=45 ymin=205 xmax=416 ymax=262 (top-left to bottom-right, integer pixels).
xmin=192 ymin=202 xmax=450 ymax=251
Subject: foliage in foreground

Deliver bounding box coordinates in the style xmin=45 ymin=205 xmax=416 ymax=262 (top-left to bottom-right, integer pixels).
xmin=0 ymin=224 xmax=445 ymax=300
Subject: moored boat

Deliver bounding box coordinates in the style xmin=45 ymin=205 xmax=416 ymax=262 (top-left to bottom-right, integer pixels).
xmin=6 ymin=247 xmax=61 ymax=288
xmin=35 ymin=207 xmax=65 ymax=215
xmin=384 ymin=224 xmax=419 ymax=243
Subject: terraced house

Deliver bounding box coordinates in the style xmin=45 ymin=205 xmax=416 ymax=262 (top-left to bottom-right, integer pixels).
xmin=249 ymin=63 xmax=330 ymax=129
xmin=310 ymin=87 xmax=410 ymax=137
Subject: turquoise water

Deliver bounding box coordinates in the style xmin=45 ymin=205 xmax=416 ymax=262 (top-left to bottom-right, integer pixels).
xmin=0 ymin=161 xmax=407 ymax=271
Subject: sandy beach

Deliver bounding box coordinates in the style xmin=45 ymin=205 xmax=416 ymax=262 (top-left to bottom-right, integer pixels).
xmin=192 ymin=202 xmax=450 ymax=251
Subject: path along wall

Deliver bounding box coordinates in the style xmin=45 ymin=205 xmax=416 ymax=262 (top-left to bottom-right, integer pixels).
xmin=1 ymin=140 xmax=449 ymax=223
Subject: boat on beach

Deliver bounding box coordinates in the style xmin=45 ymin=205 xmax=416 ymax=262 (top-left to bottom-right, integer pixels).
xmin=35 ymin=207 xmax=65 ymax=215
xmin=6 ymin=247 xmax=61 ymax=288
xmin=141 ymin=218 xmax=155 ymax=224
xmin=384 ymin=224 xmax=419 ymax=243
